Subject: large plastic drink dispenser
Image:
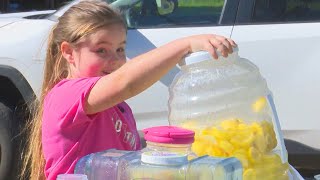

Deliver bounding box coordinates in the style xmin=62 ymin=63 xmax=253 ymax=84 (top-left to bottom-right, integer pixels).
xmin=74 ymin=126 xmax=243 ymax=180
xmin=168 ymin=50 xmax=290 ymax=179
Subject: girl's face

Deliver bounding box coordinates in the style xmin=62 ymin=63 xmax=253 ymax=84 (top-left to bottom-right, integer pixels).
xmin=68 ymin=24 xmax=127 ymax=78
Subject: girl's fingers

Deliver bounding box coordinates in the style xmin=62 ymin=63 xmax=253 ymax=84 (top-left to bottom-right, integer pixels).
xmin=189 ymin=34 xmax=237 ymax=59
xmin=204 ymin=43 xmax=218 ymax=59
xmin=209 ymin=38 xmax=228 ymax=57
xmin=217 ymin=36 xmax=232 ymax=52
xmin=227 ymin=38 xmax=237 ymax=48
xmin=215 ymin=36 xmax=235 ymax=53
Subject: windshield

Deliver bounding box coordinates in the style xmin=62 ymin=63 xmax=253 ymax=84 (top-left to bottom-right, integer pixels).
xmin=48 ymin=0 xmax=140 ymax=21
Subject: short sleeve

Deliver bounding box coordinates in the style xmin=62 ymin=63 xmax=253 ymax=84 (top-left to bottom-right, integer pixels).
xmin=43 ymin=77 xmax=102 ymax=129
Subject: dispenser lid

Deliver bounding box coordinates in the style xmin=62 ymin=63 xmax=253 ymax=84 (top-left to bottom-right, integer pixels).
xmin=179 ymin=51 xmax=214 ymax=66
xmin=143 ymin=126 xmax=195 ymax=144
xmin=179 ymin=48 xmax=239 ymax=66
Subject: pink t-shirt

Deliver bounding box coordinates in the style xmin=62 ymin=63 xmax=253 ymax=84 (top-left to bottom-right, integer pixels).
xmin=42 ymin=77 xmax=141 ymax=180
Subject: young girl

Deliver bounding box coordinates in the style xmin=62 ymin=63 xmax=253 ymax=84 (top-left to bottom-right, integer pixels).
xmin=22 ymin=0 xmax=236 ymax=179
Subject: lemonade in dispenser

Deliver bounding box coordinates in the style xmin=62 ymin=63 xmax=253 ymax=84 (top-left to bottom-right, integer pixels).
xmin=168 ymin=50 xmax=290 ymax=179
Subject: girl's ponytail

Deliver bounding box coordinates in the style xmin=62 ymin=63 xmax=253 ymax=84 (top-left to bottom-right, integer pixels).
xmin=21 ymin=1 xmax=126 ymax=179
xmin=21 ymin=24 xmax=58 ymax=180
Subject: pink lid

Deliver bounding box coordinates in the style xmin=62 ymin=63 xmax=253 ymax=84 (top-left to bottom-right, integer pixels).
xmin=142 ymin=126 xmax=195 ymax=144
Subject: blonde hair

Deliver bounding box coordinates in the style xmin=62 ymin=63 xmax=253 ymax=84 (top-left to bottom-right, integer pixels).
xmin=21 ymin=1 xmax=125 ymax=179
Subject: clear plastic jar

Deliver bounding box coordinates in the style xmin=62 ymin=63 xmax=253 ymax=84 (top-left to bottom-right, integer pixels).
xmin=168 ymin=50 xmax=290 ymax=179
xmin=142 ymin=126 xmax=197 ymax=160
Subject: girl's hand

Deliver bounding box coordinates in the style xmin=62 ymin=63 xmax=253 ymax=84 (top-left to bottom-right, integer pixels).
xmin=186 ymin=34 xmax=237 ymax=59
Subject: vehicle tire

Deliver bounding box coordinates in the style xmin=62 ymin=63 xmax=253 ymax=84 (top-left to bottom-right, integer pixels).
xmin=0 ymin=102 xmax=13 ymax=180
xmin=170 ymin=0 xmax=178 ymax=12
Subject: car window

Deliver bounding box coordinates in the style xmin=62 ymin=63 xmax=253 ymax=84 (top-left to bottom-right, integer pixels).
xmin=252 ymin=0 xmax=320 ymax=23
xmin=49 ymin=0 xmax=118 ymax=20
xmin=125 ymin=0 xmax=226 ymax=28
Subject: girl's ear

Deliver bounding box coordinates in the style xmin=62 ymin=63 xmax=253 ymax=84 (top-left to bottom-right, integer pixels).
xmin=60 ymin=41 xmax=75 ymax=63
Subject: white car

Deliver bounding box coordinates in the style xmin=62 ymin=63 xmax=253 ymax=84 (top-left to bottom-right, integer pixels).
xmin=0 ymin=10 xmax=55 ymax=18
xmin=0 ymin=0 xmax=319 ymax=179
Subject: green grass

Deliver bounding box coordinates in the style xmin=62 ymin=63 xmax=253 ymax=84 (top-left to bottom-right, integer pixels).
xmin=287 ymin=1 xmax=320 ymax=10
xmin=132 ymin=0 xmax=225 ymax=9
xmin=179 ymin=0 xmax=224 ymax=7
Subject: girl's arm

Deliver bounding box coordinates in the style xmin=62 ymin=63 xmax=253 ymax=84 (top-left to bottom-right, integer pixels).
xmin=85 ymin=34 xmax=236 ymax=114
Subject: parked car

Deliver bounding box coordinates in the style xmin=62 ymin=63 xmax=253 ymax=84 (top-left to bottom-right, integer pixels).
xmin=0 ymin=0 xmax=319 ymax=179
xmin=0 ymin=10 xmax=55 ymax=18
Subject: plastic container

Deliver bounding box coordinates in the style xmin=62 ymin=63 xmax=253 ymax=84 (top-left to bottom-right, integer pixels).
xmin=56 ymin=174 xmax=88 ymax=180
xmin=74 ymin=149 xmax=136 ymax=180
xmin=74 ymin=148 xmax=243 ymax=180
xmin=168 ymin=50 xmax=290 ymax=179
xmin=142 ymin=126 xmax=197 ymax=160
xmin=129 ymin=152 xmax=242 ymax=180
